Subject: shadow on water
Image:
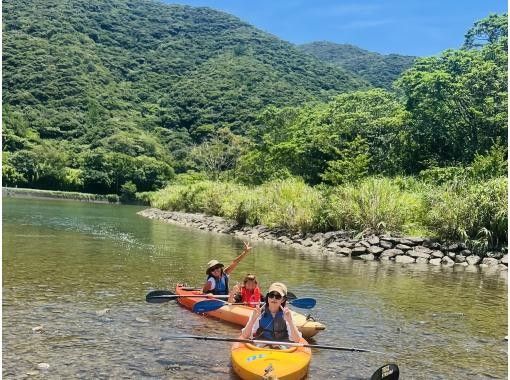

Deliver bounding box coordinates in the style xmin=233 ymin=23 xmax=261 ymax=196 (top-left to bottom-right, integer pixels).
xmin=3 ymin=198 xmax=507 ymax=379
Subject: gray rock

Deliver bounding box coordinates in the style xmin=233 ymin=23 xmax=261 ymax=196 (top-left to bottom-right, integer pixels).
xmin=455 ymin=255 xmax=466 ymax=263
xmin=413 ymin=246 xmax=433 ymax=255
xmin=326 ymin=241 xmax=342 ymax=249
xmin=360 ymin=240 xmax=371 ymax=248
xmin=447 ymin=243 xmax=460 ymax=252
xmin=416 ymin=257 xmax=429 ymax=264
xmin=379 ymin=240 xmax=393 ymax=249
xmin=339 ymin=241 xmax=355 ymax=249
xmin=501 ymin=255 xmax=508 ymax=265
xmin=430 ymin=250 xmax=444 ymax=258
xmin=367 ymin=246 xmax=384 ymax=255
xmin=351 ymin=246 xmax=367 ymax=256
xmin=408 ymin=249 xmax=431 ymax=259
xmin=361 ymin=253 xmax=375 ymax=261
xmin=441 ymin=256 xmax=455 ymax=266
xmin=487 ymin=251 xmax=504 ymax=260
xmin=498 ymin=264 xmax=508 ymax=271
xmin=406 ymin=237 xmax=425 ymax=245
xmin=367 ymin=236 xmax=380 ymax=245
xmin=301 ymin=239 xmax=314 ymax=247
xmin=395 ymin=244 xmax=412 ymax=251
xmin=311 ymin=233 xmax=324 ymax=242
xmin=395 ymin=255 xmax=416 ymax=264
xmin=466 ymin=255 xmax=481 ymax=265
xmin=337 ymin=247 xmax=352 ymax=256
xmin=482 ymin=257 xmax=499 ymax=266
xmin=429 ymin=258 xmax=442 ymax=265
xmin=447 ymin=252 xmax=456 ymax=259
xmin=380 ymin=249 xmax=404 ymax=259
xmin=32 ymin=325 xmax=44 ymax=333
xmin=459 ymin=249 xmax=472 ymax=256
xmin=394 ymin=238 xmax=415 ymax=246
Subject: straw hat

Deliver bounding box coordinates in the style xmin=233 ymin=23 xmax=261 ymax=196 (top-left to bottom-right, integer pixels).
xmin=206 ymin=259 xmax=224 ymax=275
xmin=267 ymin=282 xmax=287 ymax=297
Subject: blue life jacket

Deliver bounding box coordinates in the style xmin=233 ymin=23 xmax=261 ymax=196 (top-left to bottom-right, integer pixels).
xmin=255 ymin=310 xmax=289 ymax=341
xmin=205 ymin=273 xmax=229 ymax=295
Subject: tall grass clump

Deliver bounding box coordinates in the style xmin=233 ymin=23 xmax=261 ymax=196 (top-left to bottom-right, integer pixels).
xmin=423 ymin=177 xmax=507 ymax=252
xmin=323 ymin=177 xmax=426 ymax=235
xmin=256 ymin=178 xmax=324 ymax=233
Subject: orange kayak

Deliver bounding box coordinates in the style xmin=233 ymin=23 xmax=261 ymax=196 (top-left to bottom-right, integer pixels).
xmin=175 ymin=285 xmax=325 ymax=338
xmin=231 ymin=337 xmax=311 ymax=380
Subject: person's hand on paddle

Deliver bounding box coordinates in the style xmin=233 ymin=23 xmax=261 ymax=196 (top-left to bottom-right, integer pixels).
xmin=243 ymin=241 xmax=252 ymax=253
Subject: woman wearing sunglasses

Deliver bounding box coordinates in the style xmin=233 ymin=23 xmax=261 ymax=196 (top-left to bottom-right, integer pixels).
xmin=203 ymin=241 xmax=252 ymax=295
xmin=240 ymin=282 xmax=302 ymax=343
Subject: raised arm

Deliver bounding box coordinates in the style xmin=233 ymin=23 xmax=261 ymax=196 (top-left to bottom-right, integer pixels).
xmin=224 ymin=241 xmax=252 ymax=275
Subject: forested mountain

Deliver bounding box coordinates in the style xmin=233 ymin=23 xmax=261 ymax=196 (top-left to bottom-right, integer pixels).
xmin=298 ymin=41 xmax=416 ymax=89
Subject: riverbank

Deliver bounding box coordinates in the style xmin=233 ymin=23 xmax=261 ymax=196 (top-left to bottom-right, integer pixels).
xmin=3 ymin=187 xmax=120 ymax=203
xmin=138 ymin=208 xmax=508 ymax=270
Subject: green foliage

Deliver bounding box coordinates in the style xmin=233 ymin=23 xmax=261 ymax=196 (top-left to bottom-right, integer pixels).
xmin=320 ymin=136 xmax=371 ymax=185
xmin=423 ymin=178 xmax=507 ymax=252
xmin=298 ymin=41 xmax=416 ymax=90
xmin=463 ymin=14 xmax=508 ymax=49
xmin=120 ymin=181 xmax=137 ymax=202
xmin=322 ymin=177 xmax=425 ymax=234
xmin=396 ymin=15 xmax=507 ymax=172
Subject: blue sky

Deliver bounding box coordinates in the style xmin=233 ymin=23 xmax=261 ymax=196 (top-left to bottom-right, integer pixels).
xmin=163 ymin=0 xmax=507 ymax=56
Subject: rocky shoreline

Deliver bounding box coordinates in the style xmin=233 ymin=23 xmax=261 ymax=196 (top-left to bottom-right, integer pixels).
xmin=137 ymin=208 xmax=508 ymax=270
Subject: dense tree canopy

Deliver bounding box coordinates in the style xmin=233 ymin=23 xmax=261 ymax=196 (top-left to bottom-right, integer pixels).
xmin=2 ymin=1 xmax=507 ymax=196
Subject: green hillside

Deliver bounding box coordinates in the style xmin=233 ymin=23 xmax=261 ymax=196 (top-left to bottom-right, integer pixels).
xmin=298 ymin=41 xmax=416 ymax=89
xmin=3 ymin=0 xmax=366 ymax=140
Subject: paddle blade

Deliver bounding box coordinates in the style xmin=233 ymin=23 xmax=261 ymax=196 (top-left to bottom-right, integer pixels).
xmin=192 ymin=300 xmax=225 ymax=313
xmin=289 ymin=297 xmax=316 ymax=309
xmin=371 ymin=364 xmax=399 ymax=380
xmin=146 ymin=290 xmax=176 ymax=303
xmin=286 ymin=291 xmax=297 ymax=301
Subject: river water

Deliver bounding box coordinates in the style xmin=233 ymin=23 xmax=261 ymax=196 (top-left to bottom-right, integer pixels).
xmin=3 ymin=197 xmax=508 ymax=379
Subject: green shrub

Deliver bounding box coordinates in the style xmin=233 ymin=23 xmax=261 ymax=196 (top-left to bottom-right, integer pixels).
xmin=423 ymin=177 xmax=507 ymax=252
xmin=323 ymin=177 xmax=425 ymax=234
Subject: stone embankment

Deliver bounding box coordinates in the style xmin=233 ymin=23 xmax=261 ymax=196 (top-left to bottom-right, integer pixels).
xmin=138 ymin=208 xmax=508 ymax=270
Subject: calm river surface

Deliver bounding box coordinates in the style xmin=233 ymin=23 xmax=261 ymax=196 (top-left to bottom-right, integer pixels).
xmin=3 ymin=197 xmax=508 ymax=379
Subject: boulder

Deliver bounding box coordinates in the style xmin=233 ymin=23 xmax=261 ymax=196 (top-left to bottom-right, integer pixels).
xmin=395 ymin=244 xmax=412 ymax=251
xmin=357 ymin=253 xmax=375 ymax=261
xmin=455 ymin=255 xmax=466 ymax=263
xmin=380 ymin=249 xmax=404 ymax=259
xmin=351 ymin=246 xmax=367 ymax=256
xmin=466 ymin=255 xmax=481 ymax=265
xmin=395 ymin=255 xmax=416 ymax=264
xmin=367 ymin=246 xmax=384 ymax=256
xmin=367 ymin=235 xmax=380 ymax=245
xmin=429 ymin=258 xmax=442 ymax=265
xmin=416 ymin=257 xmax=429 ymax=264
xmin=482 ymin=257 xmax=499 ymax=266
xmin=379 ymin=240 xmax=393 ymax=249
xmin=441 ymin=256 xmax=455 ymax=266
xmin=501 ymin=255 xmax=508 ymax=265
xmin=430 ymin=250 xmax=444 ymax=258
xmin=408 ymin=249 xmax=431 ymax=259
xmin=337 ymin=247 xmax=352 ymax=256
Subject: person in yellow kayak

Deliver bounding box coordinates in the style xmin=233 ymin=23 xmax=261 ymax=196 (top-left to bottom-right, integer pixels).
xmin=228 ymin=274 xmax=263 ymax=307
xmin=202 ymin=241 xmax=252 ymax=296
xmin=240 ymin=282 xmax=302 ymax=343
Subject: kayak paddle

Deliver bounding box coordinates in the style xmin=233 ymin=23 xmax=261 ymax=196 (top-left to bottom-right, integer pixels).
xmin=160 ymin=334 xmax=385 ymax=354
xmin=146 ymin=290 xmax=229 ymax=304
xmin=146 ymin=289 xmax=300 ymax=304
xmin=192 ymin=297 xmax=316 ymax=313
xmin=371 ymin=363 xmax=400 ymax=380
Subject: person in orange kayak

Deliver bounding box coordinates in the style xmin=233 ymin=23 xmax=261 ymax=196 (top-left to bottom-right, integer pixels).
xmin=202 ymin=241 xmax=252 ymax=296
xmin=240 ymin=282 xmax=302 ymax=343
xmin=228 ymin=274 xmax=263 ymax=307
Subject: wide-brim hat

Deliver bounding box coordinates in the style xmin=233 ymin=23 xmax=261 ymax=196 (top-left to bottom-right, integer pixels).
xmin=206 ymin=259 xmax=224 ymax=275
xmin=267 ymin=282 xmax=287 ymax=297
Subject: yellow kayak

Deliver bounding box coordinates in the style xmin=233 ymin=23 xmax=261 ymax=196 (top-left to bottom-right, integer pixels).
xmin=231 ymin=337 xmax=311 ymax=380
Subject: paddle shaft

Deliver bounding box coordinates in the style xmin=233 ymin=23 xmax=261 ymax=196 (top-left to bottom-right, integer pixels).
xmin=151 ymin=294 xmax=229 ymax=300
xmin=161 ymin=334 xmax=384 ymax=354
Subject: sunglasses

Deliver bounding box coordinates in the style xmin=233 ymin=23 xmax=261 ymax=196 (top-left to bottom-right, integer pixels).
xmin=267 ymin=292 xmax=283 ymax=300
xmin=210 ymin=266 xmax=223 ymax=272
